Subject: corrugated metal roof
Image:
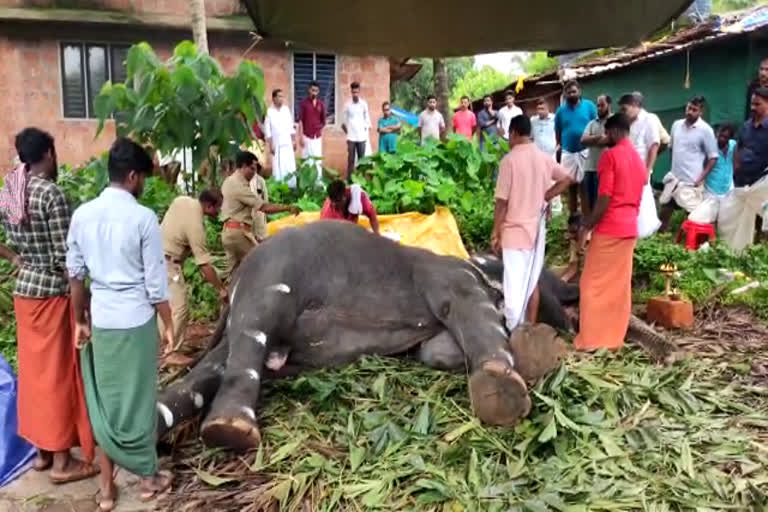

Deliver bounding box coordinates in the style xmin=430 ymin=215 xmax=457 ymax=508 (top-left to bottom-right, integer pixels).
xmin=562 ymin=5 xmax=768 ymax=80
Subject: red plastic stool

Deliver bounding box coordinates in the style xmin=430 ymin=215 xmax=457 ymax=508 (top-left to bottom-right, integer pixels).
xmin=676 ymin=220 xmax=716 ymax=250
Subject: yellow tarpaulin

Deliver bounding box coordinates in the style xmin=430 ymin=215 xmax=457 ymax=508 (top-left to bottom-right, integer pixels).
xmin=267 ymin=206 xmax=470 ymax=260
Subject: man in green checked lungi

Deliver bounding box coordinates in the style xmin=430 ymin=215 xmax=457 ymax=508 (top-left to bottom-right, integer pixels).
xmin=67 ymin=138 xmax=175 ymax=511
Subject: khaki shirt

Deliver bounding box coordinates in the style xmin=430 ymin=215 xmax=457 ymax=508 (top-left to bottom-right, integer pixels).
xmin=161 ymin=196 xmax=212 ymax=265
xmin=221 ymin=171 xmax=264 ymax=224
xmin=249 ymin=174 xmax=269 ymax=240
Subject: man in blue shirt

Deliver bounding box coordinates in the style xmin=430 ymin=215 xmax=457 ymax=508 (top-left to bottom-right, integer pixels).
xmin=555 ymin=80 xmax=597 ymax=216
xmin=699 ymin=124 xmax=735 ymax=197
xmin=377 ymin=101 xmax=401 ymax=153
xmin=67 ymin=138 xmax=174 ymax=510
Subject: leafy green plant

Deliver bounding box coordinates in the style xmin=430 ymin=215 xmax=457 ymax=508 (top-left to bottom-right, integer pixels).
xmin=632 ymin=234 xmax=768 ymax=316
xmin=353 ymin=135 xmax=505 ymax=250
xmin=522 ymin=52 xmax=559 ymax=75
xmin=450 ymin=65 xmax=513 ymax=106
xmin=93 ymin=41 xmax=266 ymax=188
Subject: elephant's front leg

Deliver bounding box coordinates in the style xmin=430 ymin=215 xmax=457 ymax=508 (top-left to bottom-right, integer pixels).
xmin=156 ymin=335 xmax=229 ymax=439
xmin=200 ymin=283 xmax=296 ymax=452
xmin=418 ymin=270 xmax=531 ymax=426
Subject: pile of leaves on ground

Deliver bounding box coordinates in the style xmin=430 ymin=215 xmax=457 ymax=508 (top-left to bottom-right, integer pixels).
xmin=159 ymin=324 xmax=768 ymax=511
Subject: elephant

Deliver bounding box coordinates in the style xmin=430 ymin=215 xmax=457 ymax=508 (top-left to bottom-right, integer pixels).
xmin=155 ymin=221 xmax=672 ymax=452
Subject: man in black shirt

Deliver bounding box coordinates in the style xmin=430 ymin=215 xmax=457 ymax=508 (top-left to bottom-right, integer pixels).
xmin=744 ymin=58 xmax=768 ymax=121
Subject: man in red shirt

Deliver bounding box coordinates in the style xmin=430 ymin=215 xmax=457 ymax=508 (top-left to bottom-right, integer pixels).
xmin=320 ymin=179 xmax=380 ymax=234
xmin=574 ymin=113 xmax=645 ymax=351
xmin=453 ymin=96 xmax=477 ymax=141
xmin=297 ymin=80 xmax=326 ymax=181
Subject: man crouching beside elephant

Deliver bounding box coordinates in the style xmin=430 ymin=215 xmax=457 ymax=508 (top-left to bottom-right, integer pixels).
xmin=492 ymin=115 xmax=573 ymax=332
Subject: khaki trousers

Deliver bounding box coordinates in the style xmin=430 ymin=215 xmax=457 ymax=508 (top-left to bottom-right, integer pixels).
xmin=222 ymin=227 xmax=256 ymax=282
xmin=158 ymin=259 xmax=188 ymax=350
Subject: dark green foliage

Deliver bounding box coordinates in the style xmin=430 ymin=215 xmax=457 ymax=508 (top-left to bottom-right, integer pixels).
xmin=354 ymin=135 xmax=506 ymax=251
xmin=93 ymin=41 xmax=266 ymax=188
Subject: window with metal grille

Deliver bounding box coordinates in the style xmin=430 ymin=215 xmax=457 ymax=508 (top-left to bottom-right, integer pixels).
xmin=60 ymin=42 xmax=131 ymax=119
xmin=293 ymin=52 xmax=337 ymax=124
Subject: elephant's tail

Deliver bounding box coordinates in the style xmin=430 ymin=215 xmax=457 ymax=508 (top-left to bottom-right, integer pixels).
xmin=626 ymin=314 xmax=676 ymax=363
xmin=193 ymin=304 xmax=229 ymax=364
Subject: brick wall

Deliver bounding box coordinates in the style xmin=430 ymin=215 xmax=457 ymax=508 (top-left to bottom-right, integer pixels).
xmin=0 ymin=0 xmax=245 ymax=16
xmin=0 ymin=18 xmax=389 ymax=175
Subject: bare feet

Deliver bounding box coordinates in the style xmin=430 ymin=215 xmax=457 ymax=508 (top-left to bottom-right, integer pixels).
xmin=139 ymin=470 xmax=173 ymax=502
xmin=33 ymin=450 xmax=52 ymax=471
xmin=98 ymin=482 xmax=118 ymax=512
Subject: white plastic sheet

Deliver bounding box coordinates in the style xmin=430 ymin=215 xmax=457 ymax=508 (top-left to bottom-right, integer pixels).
xmin=638 ymin=183 xmax=661 ymax=239
xmin=718 ymin=175 xmax=768 ymax=251
xmin=688 ymin=193 xmax=720 ymax=224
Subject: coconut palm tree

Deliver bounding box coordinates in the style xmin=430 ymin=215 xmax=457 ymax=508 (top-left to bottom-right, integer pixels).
xmin=433 ymin=58 xmax=451 ymax=133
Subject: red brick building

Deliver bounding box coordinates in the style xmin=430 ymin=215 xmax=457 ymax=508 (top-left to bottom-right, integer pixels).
xmin=0 ymin=0 xmax=390 ymax=172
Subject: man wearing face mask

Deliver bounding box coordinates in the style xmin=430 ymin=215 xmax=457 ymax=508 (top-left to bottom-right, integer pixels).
xmin=67 ymin=138 xmax=177 ymax=509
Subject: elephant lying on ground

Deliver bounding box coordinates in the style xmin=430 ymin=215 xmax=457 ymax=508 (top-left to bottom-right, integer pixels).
xmin=156 ymin=221 xmax=672 ymax=452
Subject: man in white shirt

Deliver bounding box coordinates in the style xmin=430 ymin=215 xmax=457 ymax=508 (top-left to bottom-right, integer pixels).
xmin=619 ymin=93 xmax=660 ymax=175
xmin=341 ymin=81 xmax=370 ymax=182
xmin=660 ymin=96 xmax=719 ymax=231
xmin=418 ymin=95 xmax=446 ymax=144
xmin=264 ymin=89 xmax=297 ymax=187
xmin=619 ymin=92 xmax=662 ymax=237
xmin=497 ymin=90 xmax=523 ymax=142
xmin=530 ymin=99 xmax=557 ymax=158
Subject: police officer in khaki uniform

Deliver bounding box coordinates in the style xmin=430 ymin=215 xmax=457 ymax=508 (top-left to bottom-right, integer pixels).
xmin=221 ymin=151 xmax=300 ymax=280
xmin=161 ymin=190 xmax=228 ymax=358
xmin=249 ymin=161 xmax=270 ymax=241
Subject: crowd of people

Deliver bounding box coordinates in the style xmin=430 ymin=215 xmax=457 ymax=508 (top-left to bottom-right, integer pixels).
xmin=491 ymin=59 xmax=768 ymax=354
xmin=0 ymin=58 xmax=766 ymax=511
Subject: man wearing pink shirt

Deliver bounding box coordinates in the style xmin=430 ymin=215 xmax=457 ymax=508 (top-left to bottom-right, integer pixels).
xmin=492 ymin=115 xmax=572 ymax=331
xmin=453 ymin=96 xmax=477 ymax=141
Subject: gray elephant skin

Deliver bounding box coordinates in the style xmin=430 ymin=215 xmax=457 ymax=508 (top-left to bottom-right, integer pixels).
xmin=156 ymin=221 xmax=667 ymax=452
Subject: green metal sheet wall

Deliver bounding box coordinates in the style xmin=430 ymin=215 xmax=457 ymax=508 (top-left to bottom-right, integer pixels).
xmin=579 ymin=32 xmax=768 ymax=183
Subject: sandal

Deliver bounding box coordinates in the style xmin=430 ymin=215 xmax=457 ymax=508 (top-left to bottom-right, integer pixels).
xmin=139 ymin=470 xmax=173 ymax=502
xmin=49 ymin=460 xmax=100 ymax=484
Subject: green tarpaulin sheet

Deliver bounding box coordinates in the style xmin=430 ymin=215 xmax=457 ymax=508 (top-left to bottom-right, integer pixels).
xmin=242 ymin=0 xmax=693 ymax=56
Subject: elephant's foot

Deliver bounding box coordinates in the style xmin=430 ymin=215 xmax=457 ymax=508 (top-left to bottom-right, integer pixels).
xmin=508 ymin=323 xmax=567 ymax=384
xmin=469 ymin=359 xmax=531 ymax=427
xmin=201 ymin=414 xmax=261 ymax=453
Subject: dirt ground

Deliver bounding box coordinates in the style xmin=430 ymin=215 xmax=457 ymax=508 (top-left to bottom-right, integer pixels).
xmin=0 ymin=463 xmax=154 ymax=512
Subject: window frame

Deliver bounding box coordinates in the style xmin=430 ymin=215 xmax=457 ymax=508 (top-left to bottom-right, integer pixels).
xmin=58 ymin=41 xmax=131 ymax=120
xmin=291 ymin=51 xmax=339 ymax=127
